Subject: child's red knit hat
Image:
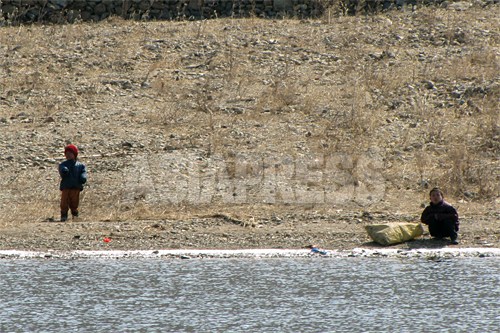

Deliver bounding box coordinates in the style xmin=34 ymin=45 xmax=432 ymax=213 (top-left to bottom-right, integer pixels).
xmin=64 ymin=144 xmax=78 ymax=157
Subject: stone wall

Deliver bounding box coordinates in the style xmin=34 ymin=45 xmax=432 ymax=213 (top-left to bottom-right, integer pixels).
xmin=0 ymin=0 xmax=317 ymax=23
xmin=0 ymin=0 xmax=439 ymax=23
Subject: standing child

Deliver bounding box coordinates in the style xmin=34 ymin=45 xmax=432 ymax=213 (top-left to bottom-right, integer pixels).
xmin=421 ymin=187 xmax=459 ymax=245
xmin=59 ymin=144 xmax=87 ymax=222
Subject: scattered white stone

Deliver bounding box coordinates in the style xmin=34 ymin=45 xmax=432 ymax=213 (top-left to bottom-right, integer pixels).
xmin=1 ymin=248 xmax=499 ymax=260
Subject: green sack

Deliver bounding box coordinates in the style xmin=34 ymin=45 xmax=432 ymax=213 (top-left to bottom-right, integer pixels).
xmin=365 ymin=223 xmax=424 ymax=246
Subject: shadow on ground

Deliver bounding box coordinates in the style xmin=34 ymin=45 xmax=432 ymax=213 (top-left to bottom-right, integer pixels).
xmin=363 ymin=237 xmax=454 ymax=249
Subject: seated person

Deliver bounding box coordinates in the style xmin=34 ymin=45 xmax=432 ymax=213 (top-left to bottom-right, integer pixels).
xmin=421 ymin=187 xmax=459 ymax=245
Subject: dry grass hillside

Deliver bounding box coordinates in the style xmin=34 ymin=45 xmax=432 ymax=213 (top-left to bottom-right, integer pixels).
xmin=0 ymin=4 xmax=498 ymax=249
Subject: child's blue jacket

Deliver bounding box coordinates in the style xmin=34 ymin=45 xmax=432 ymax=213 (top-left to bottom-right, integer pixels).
xmin=59 ymin=159 xmax=87 ymax=191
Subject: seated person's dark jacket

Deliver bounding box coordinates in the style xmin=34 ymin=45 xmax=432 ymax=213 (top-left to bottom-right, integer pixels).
xmin=59 ymin=160 xmax=87 ymax=191
xmin=421 ymin=200 xmax=459 ymax=232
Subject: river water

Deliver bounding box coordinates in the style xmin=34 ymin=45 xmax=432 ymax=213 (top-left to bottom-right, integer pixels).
xmin=1 ymin=256 xmax=499 ymax=333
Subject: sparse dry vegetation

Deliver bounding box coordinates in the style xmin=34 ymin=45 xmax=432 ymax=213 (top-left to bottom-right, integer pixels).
xmin=0 ymin=4 xmax=498 ymax=250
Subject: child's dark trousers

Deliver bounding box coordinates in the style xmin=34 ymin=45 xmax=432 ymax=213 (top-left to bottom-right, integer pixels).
xmin=60 ymin=188 xmax=80 ymax=220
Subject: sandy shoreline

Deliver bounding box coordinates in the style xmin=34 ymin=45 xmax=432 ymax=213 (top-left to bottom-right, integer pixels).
xmin=1 ymin=212 xmax=498 ymax=254
xmin=2 ymin=247 xmax=499 ymax=260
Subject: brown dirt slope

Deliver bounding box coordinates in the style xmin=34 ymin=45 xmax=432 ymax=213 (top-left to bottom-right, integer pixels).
xmin=0 ymin=5 xmax=498 ymax=251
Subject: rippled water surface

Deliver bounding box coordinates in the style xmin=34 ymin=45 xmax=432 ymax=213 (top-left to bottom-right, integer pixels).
xmin=1 ymin=257 xmax=499 ymax=332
